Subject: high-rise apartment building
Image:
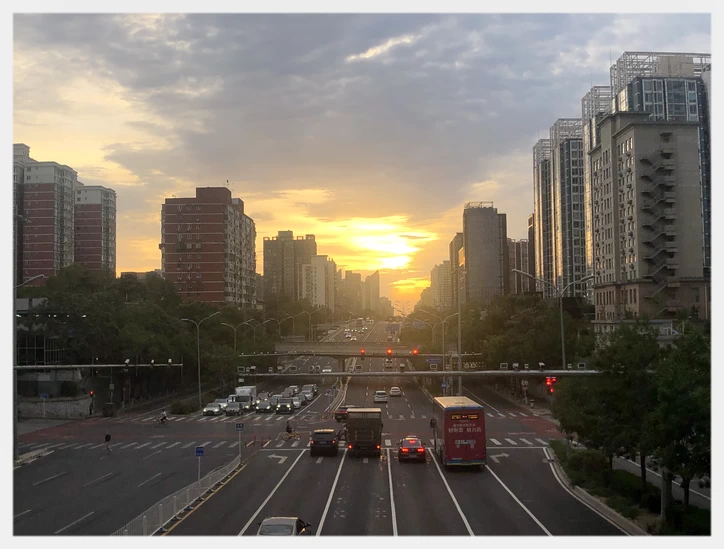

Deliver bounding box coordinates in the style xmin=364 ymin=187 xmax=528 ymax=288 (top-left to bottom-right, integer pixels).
xmin=342 ymin=271 xmax=363 ymax=314
xmin=363 ymin=270 xmax=381 ymax=313
xmin=590 ymin=110 xmax=708 ymax=330
xmin=240 ymin=214 xmax=257 ymax=309
xmin=609 ymin=51 xmax=711 ymax=275
xmin=263 ymin=231 xmax=316 ymax=300
xmin=379 ymin=297 xmax=393 ymax=318
xmin=527 ymin=213 xmax=536 ymax=290
xmin=449 ymin=233 xmax=463 ymax=310
xmin=550 ymin=119 xmax=586 ymax=297
xmin=430 ymin=260 xmax=452 ymax=309
xmin=533 ymin=140 xmax=554 ymax=297
xmin=14 ymin=143 xmax=77 ymax=285
xmin=74 ymin=181 xmax=117 ymax=274
xmin=462 ymin=202 xmax=508 ymax=305
xmin=508 ymin=239 xmax=532 ymax=294
xmin=419 ymin=286 xmax=434 ymax=308
xmin=301 ymin=255 xmax=336 ymax=310
xmin=582 ymin=86 xmax=614 ymax=303
xmin=255 ymin=273 xmax=264 ymax=309
xmin=159 ymin=187 xmax=255 ymax=306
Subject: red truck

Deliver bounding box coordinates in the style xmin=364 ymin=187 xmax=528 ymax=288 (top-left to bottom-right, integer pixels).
xmin=431 ymin=396 xmax=486 ymax=468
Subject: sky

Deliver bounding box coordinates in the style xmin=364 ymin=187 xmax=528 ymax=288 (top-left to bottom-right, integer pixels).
xmin=12 ymin=12 xmax=711 ymax=307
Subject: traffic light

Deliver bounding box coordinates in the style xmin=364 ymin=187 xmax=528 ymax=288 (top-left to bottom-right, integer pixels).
xmin=89 ymin=390 xmax=94 ymax=397
xmin=545 ymin=376 xmax=557 ymax=394
xmin=387 ymin=348 xmax=393 ymax=356
xmin=360 ymin=349 xmax=365 ymax=361
xmin=412 ymin=348 xmax=419 ymax=356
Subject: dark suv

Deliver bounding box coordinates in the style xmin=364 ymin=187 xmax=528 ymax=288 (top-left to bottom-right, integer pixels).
xmin=310 ymin=429 xmax=339 ymax=456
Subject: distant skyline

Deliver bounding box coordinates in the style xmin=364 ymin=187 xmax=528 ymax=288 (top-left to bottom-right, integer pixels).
xmin=13 ymin=13 xmax=711 ymax=305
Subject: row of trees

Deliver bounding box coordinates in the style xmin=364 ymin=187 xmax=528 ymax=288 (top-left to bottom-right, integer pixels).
xmin=399 ymin=295 xmax=594 ymax=368
xmin=552 ymin=322 xmax=710 ymax=511
xmin=16 ymin=265 xmax=363 ymax=389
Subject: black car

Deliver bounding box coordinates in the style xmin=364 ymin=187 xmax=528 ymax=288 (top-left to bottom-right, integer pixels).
xmin=225 ymin=402 xmax=241 ymax=416
xmin=334 ymin=404 xmax=357 ymax=422
xmin=276 ymin=397 xmax=294 ymax=414
xmin=310 ymin=429 xmax=339 ymax=456
xmin=256 ymin=400 xmax=273 ymax=413
xmin=398 ymin=436 xmax=426 ymax=462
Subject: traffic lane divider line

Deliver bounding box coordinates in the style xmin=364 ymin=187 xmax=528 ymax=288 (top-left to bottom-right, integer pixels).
xmin=14 ymin=509 xmax=32 ymax=520
xmin=82 ymin=472 xmax=114 ymax=488
xmin=484 ymin=464 xmax=552 ymax=536
xmin=143 ymin=450 xmax=163 ymax=460
xmin=54 ymin=511 xmax=94 ymax=535
xmin=317 ymin=448 xmax=347 ymax=535
xmin=137 ymin=472 xmax=163 ymax=488
xmin=238 ymin=450 xmax=307 ymax=535
xmin=32 ymin=471 xmax=67 ymax=486
xmin=428 ymin=447 xmax=474 ymax=535
xmin=386 ymin=449 xmax=398 ymax=536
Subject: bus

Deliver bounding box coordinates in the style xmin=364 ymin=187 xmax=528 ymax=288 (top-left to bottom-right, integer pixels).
xmin=356 ymin=318 xmax=364 ymax=328
xmin=431 ymin=396 xmax=486 ymax=468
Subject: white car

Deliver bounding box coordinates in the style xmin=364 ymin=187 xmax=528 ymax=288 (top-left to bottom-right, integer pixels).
xmin=291 ymin=396 xmax=302 ymax=409
xmin=374 ymin=390 xmax=388 ymax=403
xmin=389 ymin=387 xmax=402 ymax=397
xmin=257 ymin=517 xmax=312 ymax=536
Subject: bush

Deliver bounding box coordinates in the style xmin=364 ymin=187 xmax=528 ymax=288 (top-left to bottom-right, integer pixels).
xmin=170 ymin=400 xmax=197 ymax=415
xmin=607 ymin=469 xmax=662 ymax=513
xmin=661 ymin=503 xmax=710 ymax=535
xmin=59 ymin=381 xmax=80 ymax=397
xmin=567 ymin=448 xmax=609 ymax=485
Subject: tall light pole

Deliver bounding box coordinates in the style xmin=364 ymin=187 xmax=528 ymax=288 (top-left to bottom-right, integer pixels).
xmin=513 ymin=269 xmax=594 ymax=369
xmin=293 ymin=311 xmax=310 ymax=340
xmin=13 ymin=273 xmax=47 ymax=461
xmin=181 ymin=311 xmax=221 ymax=409
xmin=242 ymin=320 xmax=258 ymax=343
xmin=262 ymin=318 xmax=280 ymax=337
xmin=221 ymin=322 xmax=245 ymax=353
xmin=280 ymin=315 xmax=293 ymax=338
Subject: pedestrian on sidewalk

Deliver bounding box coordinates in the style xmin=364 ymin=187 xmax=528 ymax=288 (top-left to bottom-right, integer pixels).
xmin=105 ymin=431 xmax=112 ymax=453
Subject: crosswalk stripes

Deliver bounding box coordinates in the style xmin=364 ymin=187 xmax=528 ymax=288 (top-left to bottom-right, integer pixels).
xmin=487 ymin=413 xmax=494 ymax=417
xmin=136 ymin=442 xmax=152 ymax=449
xmin=291 ymin=440 xmax=300 ymax=447
xmin=507 ymin=413 xmax=517 ymax=418
xmin=150 ymin=442 xmax=166 ymax=449
xmin=166 ymin=442 xmax=181 ymax=449
xmin=420 ymin=414 xmax=426 ymax=419
xmin=504 ymin=438 xmax=517 ymax=445
xmin=229 ymin=441 xmax=240 ymax=448
xmin=490 ymin=438 xmax=502 ymax=446
xmin=120 ymin=442 xmax=137 ymax=449
xmin=497 ymin=413 xmax=506 ymax=418
xmin=181 ymin=441 xmax=196 ymax=449
xmin=200 ymin=441 xmax=212 ymax=447
xmin=520 ymin=438 xmax=533 ymax=446
xmin=275 ymin=441 xmax=284 ymax=448
xmin=518 ymin=412 xmax=528 ymax=417
xmin=535 ymin=438 xmax=548 ymax=446
xmin=212 ymin=441 xmax=226 ymax=449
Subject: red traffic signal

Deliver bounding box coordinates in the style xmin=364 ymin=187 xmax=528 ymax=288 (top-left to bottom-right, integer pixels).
xmin=412 ymin=348 xmax=419 ymax=355
xmin=90 ymin=390 xmax=94 ymax=396
xmin=360 ymin=349 xmax=365 ymax=355
xmin=545 ymin=376 xmax=557 ymax=386
xmin=387 ymin=348 xmax=393 ymax=355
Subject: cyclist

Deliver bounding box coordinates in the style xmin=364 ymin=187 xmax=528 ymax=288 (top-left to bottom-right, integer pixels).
xmin=286 ymin=420 xmax=293 ymax=435
xmin=160 ymin=409 xmax=168 ymax=425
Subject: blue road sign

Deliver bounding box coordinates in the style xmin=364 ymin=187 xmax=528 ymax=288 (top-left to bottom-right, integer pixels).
xmin=195 ymin=446 xmax=205 ymax=457
xmin=426 ymin=357 xmax=442 ymax=364
xmin=326 ymin=389 xmax=332 ymax=396
xmin=236 ymin=423 xmax=244 ymax=432
xmin=40 ymin=393 xmax=48 ymax=399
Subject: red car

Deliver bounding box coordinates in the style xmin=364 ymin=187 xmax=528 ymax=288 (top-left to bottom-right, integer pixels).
xmin=398 ymin=436 xmax=426 ymax=462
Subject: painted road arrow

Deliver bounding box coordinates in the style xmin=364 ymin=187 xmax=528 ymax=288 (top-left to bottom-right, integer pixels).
xmin=489 ymin=453 xmax=510 ymax=464
xmin=268 ymin=454 xmax=288 ymax=464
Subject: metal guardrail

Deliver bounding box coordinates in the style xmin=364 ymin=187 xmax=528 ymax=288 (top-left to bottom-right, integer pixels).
xmin=111 ymin=453 xmax=246 ymax=536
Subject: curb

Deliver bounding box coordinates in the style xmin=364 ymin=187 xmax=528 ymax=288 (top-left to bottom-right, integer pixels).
xmin=547 ymin=448 xmax=649 ymax=536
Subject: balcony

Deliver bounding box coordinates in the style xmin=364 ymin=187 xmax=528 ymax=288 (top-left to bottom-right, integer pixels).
xmin=660 ymin=145 xmax=674 ymax=155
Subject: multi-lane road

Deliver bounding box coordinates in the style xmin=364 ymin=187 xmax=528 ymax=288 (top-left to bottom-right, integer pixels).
xmin=14 ymin=321 xmax=627 ymax=536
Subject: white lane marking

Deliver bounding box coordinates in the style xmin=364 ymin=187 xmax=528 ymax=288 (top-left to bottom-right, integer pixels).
xmin=43 ymin=443 xmax=64 ymax=450
xmin=306 ymin=441 xmax=311 ymax=447
xmin=264 ymin=416 xmax=273 ymax=421
xmin=53 ymin=443 xmax=74 ymax=450
xmin=463 ymin=387 xmax=503 ymax=414
xmin=421 ymin=414 xmax=426 ymax=419
xmin=276 ymin=441 xmax=284 ymax=448
xmin=291 ymin=441 xmax=300 ymax=447
xmin=29 ymin=443 xmax=51 ymax=449
xmin=490 ymin=438 xmax=502 ymax=446
xmin=386 ymin=449 xmax=398 ymax=536
xmin=89 ymin=443 xmax=106 ymax=450
xmin=317 ymin=448 xmax=347 ymax=535
xmin=497 ymin=413 xmax=506 ymax=418
xmin=508 ymin=413 xmax=517 ymax=418
xmin=520 ymin=438 xmax=533 ymax=446
xmin=238 ymin=450 xmax=306 ymax=535
xmin=54 ymin=511 xmax=95 ymax=534
xmin=245 ymin=440 xmax=255 ymax=447
xmin=519 ymin=412 xmax=528 ymax=417
xmin=150 ymin=442 xmax=166 ymax=449
xmin=229 ymin=442 xmax=240 ymax=448
xmin=276 ymin=416 xmax=285 ymax=421
xmin=385 ymin=439 xmax=392 ymax=447
xmin=83 ymin=472 xmax=113 ymax=487
xmin=428 ymin=448 xmax=474 ymax=535
xmin=200 ymin=441 xmax=212 ymax=447
xmin=487 ymin=413 xmax=494 ymax=418
xmin=212 ymin=441 xmax=227 ymax=449
xmin=486 ymin=464 xmax=552 ymax=535
xmin=181 ymin=441 xmax=196 ymax=449
xmin=135 ymin=442 xmax=151 ymax=449
xmin=120 ymin=442 xmax=138 ymax=449
xmin=33 ymin=471 xmax=66 ymax=486
xmin=544 ymin=448 xmax=629 ymax=535
xmin=363 ymin=457 xmax=369 ymax=464
xmin=263 ymin=440 xmax=272 ymax=448
xmin=74 ymin=443 xmax=93 ymax=450
xmin=137 ymin=472 xmax=163 ymax=488
xmin=14 ymin=509 xmax=31 ymax=520
xmin=399 ymin=414 xmax=404 ymax=420
xmin=388 ymin=414 xmax=393 ymax=419
xmin=166 ymin=442 xmax=181 ymax=449
xmin=535 ymin=438 xmax=548 ymax=446
xmin=141 ymin=417 xmax=154 ymax=422
xmin=144 ymin=450 xmax=163 ymax=460
xmin=316 ymin=456 xmax=323 ymax=464
xmin=504 ymin=438 xmax=518 ymax=446
xmin=429 ymin=439 xmax=435 ymax=446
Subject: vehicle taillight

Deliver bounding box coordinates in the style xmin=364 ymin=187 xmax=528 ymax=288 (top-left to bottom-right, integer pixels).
xmin=332 ymin=439 xmax=336 ymax=444
xmin=417 ymin=448 xmax=424 ymax=453
xmin=310 ymin=441 xmax=314 ymax=445
xmin=401 ymin=448 xmax=409 ymax=453
xmin=348 ymin=444 xmax=352 ymax=449
xmin=376 ymin=445 xmax=380 ymax=449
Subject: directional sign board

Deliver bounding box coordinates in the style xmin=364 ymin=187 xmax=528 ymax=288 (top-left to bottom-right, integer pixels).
xmin=235 ymin=422 xmax=244 ymax=432
xmin=195 ymin=446 xmax=205 ymax=457
xmin=426 ymin=356 xmax=442 ymax=364
xmin=40 ymin=393 xmax=48 ymax=399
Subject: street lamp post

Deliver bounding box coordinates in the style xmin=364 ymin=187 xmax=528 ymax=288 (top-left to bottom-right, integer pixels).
xmin=242 ymin=320 xmax=258 ymax=343
xmin=262 ymin=318 xmax=281 ymax=337
xmin=280 ymin=315 xmax=293 ymax=338
xmin=221 ymin=322 xmax=245 ymax=353
xmin=181 ymin=311 xmax=221 ymax=409
xmin=13 ymin=273 xmax=47 ymax=461
xmin=513 ymin=269 xmax=594 ymax=369
xmin=293 ymin=311 xmax=311 ymax=340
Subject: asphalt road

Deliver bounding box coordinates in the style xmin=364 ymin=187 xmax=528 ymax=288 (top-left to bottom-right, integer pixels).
xmin=15 ymin=320 xmax=627 ymax=536
xmin=161 ymin=321 xmax=626 ymax=536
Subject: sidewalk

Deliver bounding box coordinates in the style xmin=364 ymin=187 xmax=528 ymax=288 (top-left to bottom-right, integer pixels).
xmin=485 ymin=385 xmax=710 ymax=510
